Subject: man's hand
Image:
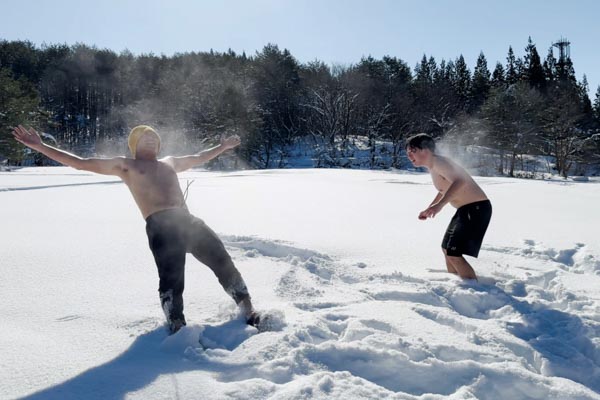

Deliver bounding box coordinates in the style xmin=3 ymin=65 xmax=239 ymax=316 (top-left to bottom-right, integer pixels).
xmin=220 ymin=135 xmax=241 ymax=150
xmin=418 ymin=203 xmax=443 ymax=220
xmin=12 ymin=125 xmax=43 ymax=150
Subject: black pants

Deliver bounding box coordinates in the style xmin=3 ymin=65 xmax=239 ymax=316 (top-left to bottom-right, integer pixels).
xmin=145 ymin=208 xmax=250 ymax=324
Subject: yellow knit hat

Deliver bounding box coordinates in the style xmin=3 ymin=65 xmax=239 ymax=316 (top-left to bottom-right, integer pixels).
xmin=128 ymin=125 xmax=161 ymax=158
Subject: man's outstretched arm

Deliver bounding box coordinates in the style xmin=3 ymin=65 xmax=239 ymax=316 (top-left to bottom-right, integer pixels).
xmin=162 ymin=135 xmax=241 ymax=173
xmin=12 ymin=125 xmax=125 ymax=176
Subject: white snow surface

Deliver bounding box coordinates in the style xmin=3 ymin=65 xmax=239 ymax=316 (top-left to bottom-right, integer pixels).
xmin=1 ymin=167 xmax=600 ymax=400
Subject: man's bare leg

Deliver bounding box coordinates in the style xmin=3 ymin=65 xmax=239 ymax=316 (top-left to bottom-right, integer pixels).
xmin=443 ymin=249 xmax=459 ymax=274
xmin=447 ymin=255 xmax=478 ymax=280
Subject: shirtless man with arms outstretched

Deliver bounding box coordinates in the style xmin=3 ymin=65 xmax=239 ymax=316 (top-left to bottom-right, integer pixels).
xmin=13 ymin=124 xmax=260 ymax=333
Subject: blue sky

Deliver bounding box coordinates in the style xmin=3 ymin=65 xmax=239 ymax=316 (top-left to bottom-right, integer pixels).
xmin=1 ymin=0 xmax=599 ymax=96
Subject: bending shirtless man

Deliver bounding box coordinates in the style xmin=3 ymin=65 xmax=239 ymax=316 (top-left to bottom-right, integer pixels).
xmin=406 ymin=133 xmax=492 ymax=280
xmin=12 ymin=124 xmax=259 ymax=333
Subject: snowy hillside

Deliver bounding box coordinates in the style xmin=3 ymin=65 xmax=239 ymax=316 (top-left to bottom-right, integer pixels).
xmin=1 ymin=167 xmax=599 ymax=399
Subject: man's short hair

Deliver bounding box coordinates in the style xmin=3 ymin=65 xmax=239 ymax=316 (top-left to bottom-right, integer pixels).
xmin=405 ymin=133 xmax=436 ymax=152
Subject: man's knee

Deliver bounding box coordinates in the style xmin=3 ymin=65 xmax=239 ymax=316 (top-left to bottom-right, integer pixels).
xmin=447 ymin=255 xmax=466 ymax=263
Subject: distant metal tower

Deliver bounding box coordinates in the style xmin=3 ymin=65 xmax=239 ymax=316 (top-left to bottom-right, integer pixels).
xmin=552 ymin=37 xmax=571 ymax=62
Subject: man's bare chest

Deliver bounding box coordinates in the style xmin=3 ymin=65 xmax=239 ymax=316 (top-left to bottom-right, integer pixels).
xmin=123 ymin=163 xmax=178 ymax=189
xmin=431 ymin=173 xmax=450 ymax=192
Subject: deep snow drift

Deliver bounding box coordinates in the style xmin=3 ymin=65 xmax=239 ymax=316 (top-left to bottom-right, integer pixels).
xmin=1 ymin=167 xmax=599 ymax=399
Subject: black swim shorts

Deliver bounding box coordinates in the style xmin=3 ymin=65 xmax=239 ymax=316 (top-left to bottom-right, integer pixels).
xmin=442 ymin=199 xmax=492 ymax=257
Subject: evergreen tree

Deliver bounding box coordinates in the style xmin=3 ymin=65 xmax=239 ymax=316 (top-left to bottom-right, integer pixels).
xmin=594 ymin=85 xmax=600 ymax=122
xmin=471 ymin=52 xmax=491 ymax=110
xmin=423 ymin=57 xmax=459 ymax=136
xmin=491 ymin=62 xmax=505 ymax=87
xmin=506 ymin=46 xmax=518 ymax=85
xmin=427 ymin=56 xmax=438 ymax=83
xmin=523 ymin=37 xmax=546 ymax=90
xmin=0 ymin=68 xmax=40 ymax=162
xmin=543 ymin=47 xmax=557 ymax=86
xmin=514 ymin=58 xmax=525 ymax=82
xmin=556 ymin=55 xmax=577 ymax=83
xmin=452 ymin=55 xmax=471 ymax=110
xmin=434 ymin=59 xmax=446 ymax=83
xmin=415 ymin=54 xmax=433 ymax=84
xmin=444 ymin=60 xmax=455 ymax=82
xmin=0 ymin=40 xmax=42 ymax=82
xmin=580 ymin=75 xmax=593 ymax=115
xmin=382 ymin=55 xmax=412 ymax=89
xmin=250 ymin=44 xmax=303 ymax=168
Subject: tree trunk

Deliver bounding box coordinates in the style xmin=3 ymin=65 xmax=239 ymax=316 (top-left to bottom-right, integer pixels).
xmin=509 ymin=151 xmax=516 ymax=177
xmin=498 ymin=150 xmax=505 ymax=175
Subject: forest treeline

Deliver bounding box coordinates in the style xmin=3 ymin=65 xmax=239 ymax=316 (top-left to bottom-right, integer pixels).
xmin=1 ymin=37 xmax=599 ymax=176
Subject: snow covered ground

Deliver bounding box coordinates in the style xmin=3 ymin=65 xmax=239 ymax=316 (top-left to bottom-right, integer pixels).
xmin=1 ymin=167 xmax=600 ymax=399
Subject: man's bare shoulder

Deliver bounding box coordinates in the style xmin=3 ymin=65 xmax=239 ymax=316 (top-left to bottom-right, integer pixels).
xmin=431 ymin=155 xmax=454 ymax=172
xmin=77 ymin=156 xmax=128 ymax=176
xmin=431 ymin=155 xmax=466 ymax=180
xmin=122 ymin=157 xmax=169 ymax=165
xmin=158 ymin=156 xmax=176 ymax=167
xmin=120 ymin=157 xmax=136 ymax=171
